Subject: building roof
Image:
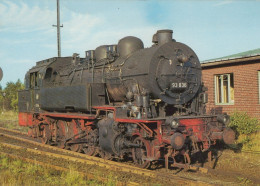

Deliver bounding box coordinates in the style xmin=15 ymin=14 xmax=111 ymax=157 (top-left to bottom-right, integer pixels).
xmin=201 ymin=48 xmax=260 ymax=67
xmin=202 ymin=48 xmax=260 ymax=63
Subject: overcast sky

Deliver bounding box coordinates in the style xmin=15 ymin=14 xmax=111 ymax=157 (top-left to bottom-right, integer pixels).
xmin=0 ymin=0 xmax=260 ymax=88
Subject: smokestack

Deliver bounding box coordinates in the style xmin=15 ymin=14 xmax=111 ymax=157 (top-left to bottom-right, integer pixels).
xmin=154 ymin=29 xmax=173 ymax=45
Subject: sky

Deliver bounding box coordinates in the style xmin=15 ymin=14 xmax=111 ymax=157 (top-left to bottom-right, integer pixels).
xmin=0 ymin=0 xmax=260 ymax=88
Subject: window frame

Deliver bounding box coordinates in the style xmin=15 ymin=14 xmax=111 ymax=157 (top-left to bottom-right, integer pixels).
xmin=214 ymin=73 xmax=234 ymax=105
xmin=30 ymin=72 xmax=39 ymax=89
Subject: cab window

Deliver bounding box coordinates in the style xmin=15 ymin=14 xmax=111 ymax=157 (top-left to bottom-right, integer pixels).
xmin=30 ymin=72 xmax=39 ymax=88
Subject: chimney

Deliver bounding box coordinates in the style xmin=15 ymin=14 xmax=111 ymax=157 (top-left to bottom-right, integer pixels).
xmin=155 ymin=29 xmax=173 ymax=45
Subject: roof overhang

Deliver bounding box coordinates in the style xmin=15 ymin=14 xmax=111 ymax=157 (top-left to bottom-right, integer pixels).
xmin=201 ymin=55 xmax=260 ymax=68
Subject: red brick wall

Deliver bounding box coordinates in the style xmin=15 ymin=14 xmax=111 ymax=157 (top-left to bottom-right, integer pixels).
xmin=202 ymin=61 xmax=260 ymax=120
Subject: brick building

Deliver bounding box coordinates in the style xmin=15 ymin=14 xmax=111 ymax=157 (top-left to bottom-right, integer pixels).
xmin=201 ymin=48 xmax=260 ymax=120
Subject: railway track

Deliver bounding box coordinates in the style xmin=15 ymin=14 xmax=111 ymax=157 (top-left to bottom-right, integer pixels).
xmin=0 ymin=144 xmax=109 ymax=185
xmin=0 ymin=126 xmax=212 ymax=185
xmin=0 ymin=126 xmax=28 ymax=136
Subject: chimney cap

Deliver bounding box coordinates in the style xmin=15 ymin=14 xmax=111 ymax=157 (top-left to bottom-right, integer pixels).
xmin=157 ymin=29 xmax=173 ymax=34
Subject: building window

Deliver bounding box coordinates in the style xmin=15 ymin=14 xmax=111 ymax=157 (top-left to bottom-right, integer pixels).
xmin=215 ymin=73 xmax=234 ymax=104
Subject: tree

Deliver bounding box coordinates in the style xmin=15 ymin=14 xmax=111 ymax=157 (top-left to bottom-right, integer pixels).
xmin=0 ymin=79 xmax=24 ymax=111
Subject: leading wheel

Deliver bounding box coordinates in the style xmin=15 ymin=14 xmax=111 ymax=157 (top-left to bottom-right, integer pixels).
xmin=132 ymin=137 xmax=151 ymax=169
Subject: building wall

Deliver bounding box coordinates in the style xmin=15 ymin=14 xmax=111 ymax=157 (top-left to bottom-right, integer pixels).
xmin=202 ymin=61 xmax=260 ymax=120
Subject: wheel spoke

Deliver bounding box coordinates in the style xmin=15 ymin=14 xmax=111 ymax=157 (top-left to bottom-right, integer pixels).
xmin=82 ymin=129 xmax=97 ymax=156
xmin=56 ymin=120 xmax=68 ymax=149
xmin=132 ymin=137 xmax=151 ymax=169
xmin=41 ymin=124 xmax=51 ymax=144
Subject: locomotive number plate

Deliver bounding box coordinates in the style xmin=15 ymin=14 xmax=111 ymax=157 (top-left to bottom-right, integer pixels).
xmin=172 ymin=82 xmax=187 ymax=88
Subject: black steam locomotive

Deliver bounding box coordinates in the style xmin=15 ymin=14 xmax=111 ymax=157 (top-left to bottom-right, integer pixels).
xmin=18 ymin=30 xmax=235 ymax=169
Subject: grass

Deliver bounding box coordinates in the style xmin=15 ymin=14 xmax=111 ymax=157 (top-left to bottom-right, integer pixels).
xmin=0 ymin=110 xmax=28 ymax=132
xmin=0 ymin=153 xmax=105 ymax=185
xmin=0 ymin=110 xmax=18 ymax=122
xmin=237 ymin=132 xmax=260 ymax=152
xmin=237 ymin=176 xmax=253 ymax=185
xmin=228 ymin=131 xmax=260 ymax=153
xmin=0 ymin=144 xmax=120 ymax=185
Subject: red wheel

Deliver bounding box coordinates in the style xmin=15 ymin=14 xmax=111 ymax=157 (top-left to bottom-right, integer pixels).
xmin=41 ymin=124 xmax=51 ymax=144
xmin=70 ymin=144 xmax=82 ymax=152
xmin=83 ymin=145 xmax=96 ymax=156
xmin=67 ymin=121 xmax=82 ymax=152
xmin=132 ymin=137 xmax=151 ymax=169
xmin=82 ymin=129 xmax=98 ymax=156
xmin=99 ymin=151 xmax=113 ymax=160
xmin=56 ymin=120 xmax=69 ymax=149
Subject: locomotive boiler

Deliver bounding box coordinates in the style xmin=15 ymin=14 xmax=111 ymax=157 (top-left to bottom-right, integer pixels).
xmin=18 ymin=29 xmax=235 ymax=169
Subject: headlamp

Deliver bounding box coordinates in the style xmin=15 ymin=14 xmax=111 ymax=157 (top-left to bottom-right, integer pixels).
xmin=217 ymin=114 xmax=230 ymax=125
xmin=170 ymin=119 xmax=179 ymax=129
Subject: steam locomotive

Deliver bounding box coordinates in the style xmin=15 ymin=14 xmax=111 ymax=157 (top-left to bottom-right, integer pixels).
xmin=18 ymin=30 xmax=235 ymax=169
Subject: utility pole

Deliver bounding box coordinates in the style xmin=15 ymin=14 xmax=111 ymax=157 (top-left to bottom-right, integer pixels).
xmin=53 ymin=0 xmax=63 ymax=57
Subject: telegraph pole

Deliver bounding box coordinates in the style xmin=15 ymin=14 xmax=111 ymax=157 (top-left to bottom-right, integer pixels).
xmin=53 ymin=0 xmax=63 ymax=57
